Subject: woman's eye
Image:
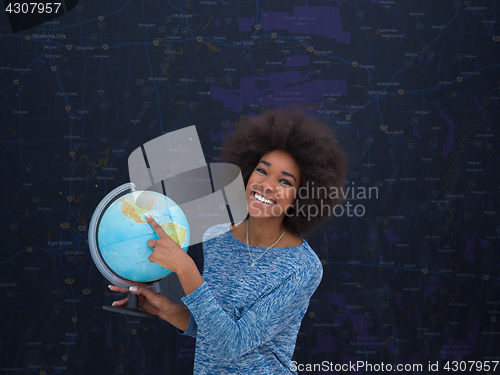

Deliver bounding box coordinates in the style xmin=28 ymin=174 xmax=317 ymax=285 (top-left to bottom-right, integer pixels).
xmin=256 ymin=168 xmax=266 ymax=174
xmin=280 ymin=179 xmax=292 ymax=186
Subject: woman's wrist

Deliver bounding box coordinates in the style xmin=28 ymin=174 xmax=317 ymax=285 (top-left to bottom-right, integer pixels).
xmin=157 ymin=300 xmax=175 ymax=320
xmin=176 ymin=257 xmax=204 ymax=296
xmin=170 ymin=252 xmax=193 ymax=274
xmin=158 ymin=303 xmax=190 ymax=331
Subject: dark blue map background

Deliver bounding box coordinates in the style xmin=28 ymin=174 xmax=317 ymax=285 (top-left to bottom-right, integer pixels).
xmin=1 ymin=0 xmax=499 ymax=374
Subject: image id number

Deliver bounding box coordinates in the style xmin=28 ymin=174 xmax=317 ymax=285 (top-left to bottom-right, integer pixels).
xmin=5 ymin=2 xmax=62 ymax=14
xmin=444 ymin=360 xmax=498 ymax=372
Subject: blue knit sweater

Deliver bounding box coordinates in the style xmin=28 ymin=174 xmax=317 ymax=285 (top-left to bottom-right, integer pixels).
xmin=179 ymin=223 xmax=323 ymax=374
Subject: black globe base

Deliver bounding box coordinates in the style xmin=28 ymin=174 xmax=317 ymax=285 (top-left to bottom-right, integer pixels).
xmin=103 ymin=293 xmax=159 ymax=319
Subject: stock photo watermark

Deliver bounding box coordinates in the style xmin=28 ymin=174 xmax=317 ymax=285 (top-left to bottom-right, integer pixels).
xmin=249 ymin=181 xmax=379 ymax=219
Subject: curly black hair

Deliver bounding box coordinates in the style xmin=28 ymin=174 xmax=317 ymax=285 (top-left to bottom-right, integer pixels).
xmin=220 ymin=108 xmax=349 ymax=237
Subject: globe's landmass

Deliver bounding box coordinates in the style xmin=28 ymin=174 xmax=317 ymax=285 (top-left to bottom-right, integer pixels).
xmin=161 ymin=221 xmax=187 ymax=248
xmin=97 ymin=191 xmax=189 ymax=282
xmin=120 ymin=196 xmax=187 ymax=247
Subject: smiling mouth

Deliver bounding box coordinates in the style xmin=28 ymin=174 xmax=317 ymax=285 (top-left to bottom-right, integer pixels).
xmin=251 ymin=191 xmax=276 ymax=205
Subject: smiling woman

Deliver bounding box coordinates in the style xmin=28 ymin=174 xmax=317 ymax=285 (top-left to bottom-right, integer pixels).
xmin=111 ymin=108 xmax=349 ymax=375
xmin=246 ymin=149 xmax=300 ymax=222
xmin=221 ymin=108 xmax=349 ymax=237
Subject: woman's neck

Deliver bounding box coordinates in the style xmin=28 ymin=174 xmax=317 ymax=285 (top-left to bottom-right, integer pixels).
xmin=245 ymin=216 xmax=287 ymax=247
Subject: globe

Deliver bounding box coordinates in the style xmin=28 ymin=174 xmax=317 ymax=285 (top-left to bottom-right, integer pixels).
xmin=96 ymin=189 xmax=189 ymax=283
xmin=89 ymin=183 xmax=190 ymax=318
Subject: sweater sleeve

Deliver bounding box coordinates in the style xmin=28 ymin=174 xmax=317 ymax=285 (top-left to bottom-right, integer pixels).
xmin=181 ymin=264 xmax=322 ymax=361
xmin=177 ymin=310 xmax=198 ymax=338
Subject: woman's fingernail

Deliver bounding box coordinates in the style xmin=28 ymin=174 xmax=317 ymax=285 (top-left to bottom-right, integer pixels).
xmin=145 ymin=213 xmax=151 ymax=219
xmin=108 ymin=285 xmax=113 ymax=289
xmin=129 ymin=286 xmax=138 ymax=292
xmin=112 ymin=301 xmax=116 ymax=306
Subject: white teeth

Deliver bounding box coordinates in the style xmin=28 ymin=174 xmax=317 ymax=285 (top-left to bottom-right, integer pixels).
xmin=254 ymin=192 xmax=273 ymax=204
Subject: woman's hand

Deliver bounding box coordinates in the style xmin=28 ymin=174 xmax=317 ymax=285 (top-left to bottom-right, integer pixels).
xmin=145 ymin=213 xmax=190 ymax=274
xmin=108 ymin=285 xmax=172 ymax=318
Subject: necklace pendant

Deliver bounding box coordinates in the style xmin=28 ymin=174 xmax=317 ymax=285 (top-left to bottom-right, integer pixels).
xmin=251 ymin=262 xmax=255 ymax=267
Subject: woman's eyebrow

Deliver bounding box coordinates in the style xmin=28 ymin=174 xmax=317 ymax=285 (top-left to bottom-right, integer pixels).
xmin=258 ymin=160 xmax=297 ymax=182
xmin=282 ymin=171 xmax=297 ymax=182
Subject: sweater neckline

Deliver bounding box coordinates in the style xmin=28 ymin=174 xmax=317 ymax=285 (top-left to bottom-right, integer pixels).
xmin=226 ymin=223 xmax=305 ymax=249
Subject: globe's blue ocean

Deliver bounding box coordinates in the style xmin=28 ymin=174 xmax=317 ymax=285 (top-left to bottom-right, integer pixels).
xmin=97 ymin=191 xmax=190 ymax=282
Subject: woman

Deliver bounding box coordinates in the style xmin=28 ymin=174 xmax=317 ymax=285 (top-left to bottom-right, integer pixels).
xmin=109 ymin=109 xmax=348 ymax=374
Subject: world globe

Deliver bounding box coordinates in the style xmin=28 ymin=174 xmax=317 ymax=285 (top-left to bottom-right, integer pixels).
xmin=89 ymin=183 xmax=190 ymax=318
xmin=98 ymin=190 xmax=189 ymax=282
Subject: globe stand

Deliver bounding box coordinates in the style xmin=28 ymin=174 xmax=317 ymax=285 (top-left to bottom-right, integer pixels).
xmin=103 ymin=293 xmax=159 ymax=319
xmin=103 ymin=281 xmax=161 ymax=319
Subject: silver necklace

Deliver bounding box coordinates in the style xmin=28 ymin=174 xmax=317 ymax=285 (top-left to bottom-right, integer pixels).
xmin=246 ymin=220 xmax=287 ymax=267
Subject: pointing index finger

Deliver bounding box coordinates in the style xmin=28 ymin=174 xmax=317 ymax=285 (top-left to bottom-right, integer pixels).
xmin=145 ymin=213 xmax=166 ymax=238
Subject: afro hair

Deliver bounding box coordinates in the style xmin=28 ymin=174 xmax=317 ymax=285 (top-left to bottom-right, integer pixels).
xmin=220 ymin=108 xmax=349 ymax=237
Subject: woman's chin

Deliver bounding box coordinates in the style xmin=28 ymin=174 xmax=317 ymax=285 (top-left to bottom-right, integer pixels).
xmin=246 ymin=196 xmax=289 ymax=219
xmin=247 ymin=207 xmax=284 ymax=219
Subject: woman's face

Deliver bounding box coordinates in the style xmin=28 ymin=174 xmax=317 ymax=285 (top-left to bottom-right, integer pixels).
xmin=246 ymin=149 xmax=301 ymax=219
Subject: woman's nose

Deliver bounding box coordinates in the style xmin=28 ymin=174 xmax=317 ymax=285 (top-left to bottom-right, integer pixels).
xmin=260 ymin=177 xmax=275 ymax=194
